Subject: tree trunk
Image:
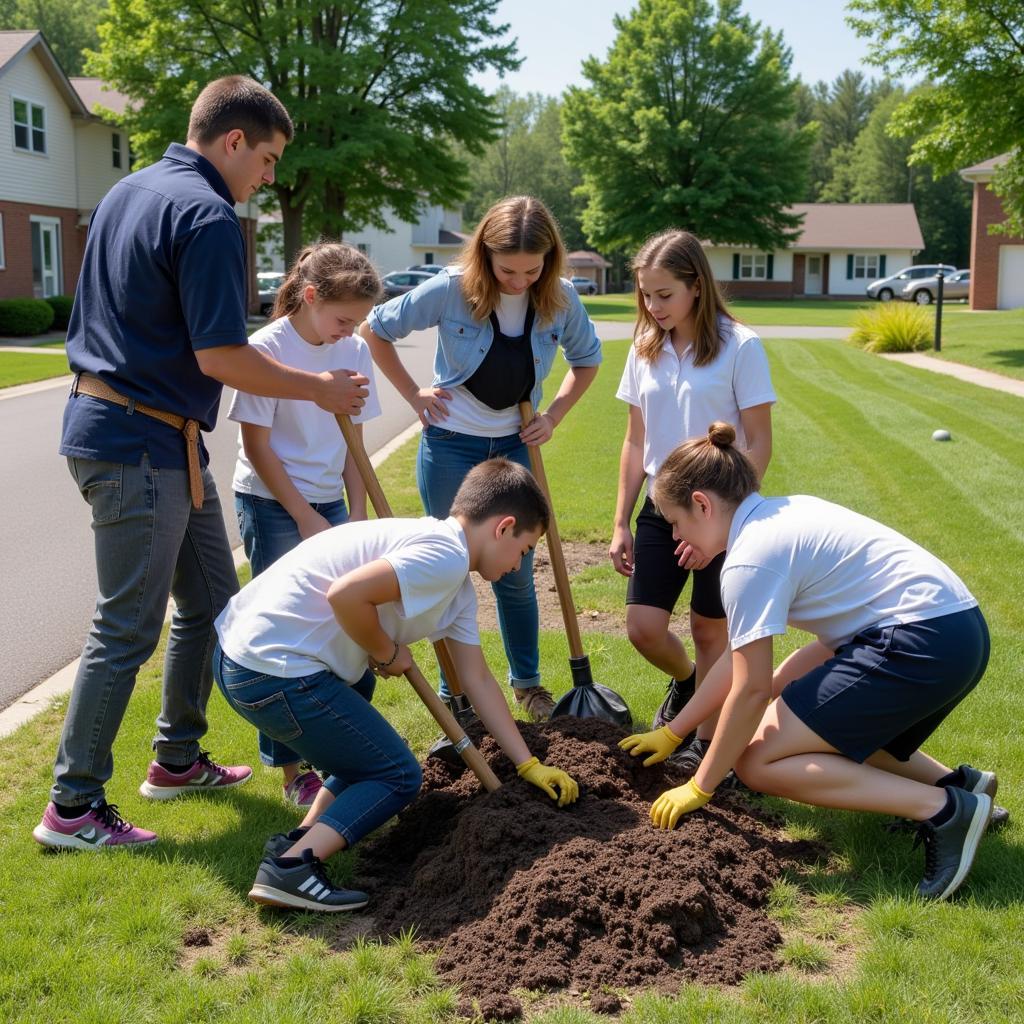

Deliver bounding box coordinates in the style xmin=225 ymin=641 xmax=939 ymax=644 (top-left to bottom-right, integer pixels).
xmin=279 ymin=194 xmax=306 ymax=269
xmin=324 ymin=181 xmax=348 ymax=241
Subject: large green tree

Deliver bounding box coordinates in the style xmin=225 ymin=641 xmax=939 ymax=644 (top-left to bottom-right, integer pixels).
xmin=849 ymin=0 xmax=1024 ymax=236
xmin=561 ymin=0 xmax=814 ymax=251
xmin=0 ymin=0 xmax=107 ymax=75
xmin=87 ymin=0 xmax=518 ymax=262
xmin=462 ymin=88 xmax=586 ymax=249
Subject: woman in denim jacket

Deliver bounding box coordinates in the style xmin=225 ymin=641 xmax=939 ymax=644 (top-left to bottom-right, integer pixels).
xmin=359 ymin=196 xmax=602 ymax=719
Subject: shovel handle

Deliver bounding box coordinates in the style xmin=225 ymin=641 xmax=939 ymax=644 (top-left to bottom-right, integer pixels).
xmin=336 ymin=414 xmax=467 ymax=697
xmin=403 ymin=662 xmax=501 ymax=791
xmin=518 ymin=402 xmax=584 ymax=659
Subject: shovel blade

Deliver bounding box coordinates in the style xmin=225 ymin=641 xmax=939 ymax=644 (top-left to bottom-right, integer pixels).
xmin=550 ymin=682 xmax=632 ymax=728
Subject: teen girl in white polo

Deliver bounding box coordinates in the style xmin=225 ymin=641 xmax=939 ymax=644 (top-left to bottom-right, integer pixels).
xmin=610 ymin=230 xmax=774 ymax=764
xmin=620 ymin=423 xmax=995 ymax=901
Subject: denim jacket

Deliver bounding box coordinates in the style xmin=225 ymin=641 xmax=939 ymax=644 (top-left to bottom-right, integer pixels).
xmin=366 ymin=267 xmax=602 ymax=410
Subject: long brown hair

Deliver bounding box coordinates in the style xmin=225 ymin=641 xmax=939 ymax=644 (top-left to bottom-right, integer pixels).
xmin=271 ymin=242 xmax=381 ymax=319
xmin=653 ymin=422 xmax=758 ymax=511
xmin=458 ymin=196 xmax=568 ymax=324
xmin=631 ymin=230 xmax=735 ymax=366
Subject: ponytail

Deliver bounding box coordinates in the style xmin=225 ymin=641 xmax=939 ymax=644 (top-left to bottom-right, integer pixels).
xmin=653 ymin=421 xmax=757 ymax=510
xmin=271 ymin=242 xmax=382 ymax=320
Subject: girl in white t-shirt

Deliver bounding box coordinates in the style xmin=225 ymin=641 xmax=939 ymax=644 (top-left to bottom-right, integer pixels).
xmin=610 ymin=230 xmax=775 ymax=768
xmin=227 ymin=242 xmax=382 ymax=807
xmin=620 ymin=423 xmax=995 ymax=901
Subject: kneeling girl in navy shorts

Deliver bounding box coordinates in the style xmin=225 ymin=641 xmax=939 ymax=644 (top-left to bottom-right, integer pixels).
xmin=621 ymin=422 xmax=996 ymax=901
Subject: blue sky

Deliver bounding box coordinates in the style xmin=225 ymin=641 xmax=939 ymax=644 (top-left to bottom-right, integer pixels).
xmin=473 ymin=0 xmax=880 ymax=97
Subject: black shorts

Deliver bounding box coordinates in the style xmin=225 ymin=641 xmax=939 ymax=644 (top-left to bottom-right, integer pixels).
xmin=625 ymin=496 xmax=726 ymax=619
xmin=781 ymin=606 xmax=989 ymax=763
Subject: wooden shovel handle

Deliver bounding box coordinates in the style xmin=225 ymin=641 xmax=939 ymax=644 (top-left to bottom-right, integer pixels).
xmin=518 ymin=402 xmax=585 ymax=658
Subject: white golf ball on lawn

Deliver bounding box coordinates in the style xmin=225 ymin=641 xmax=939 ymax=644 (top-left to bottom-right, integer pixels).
xmin=932 ymin=429 xmax=951 ymax=442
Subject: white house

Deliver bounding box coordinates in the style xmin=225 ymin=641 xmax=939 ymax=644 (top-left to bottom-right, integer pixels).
xmin=703 ymin=203 xmax=925 ymax=299
xmin=258 ymin=203 xmax=467 ymax=275
xmin=1 ymin=30 xmax=263 ymax=310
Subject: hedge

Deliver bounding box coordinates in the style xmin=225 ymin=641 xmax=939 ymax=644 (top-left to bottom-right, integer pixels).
xmin=0 ymin=298 xmax=56 ymax=337
xmin=44 ymin=294 xmax=75 ymax=331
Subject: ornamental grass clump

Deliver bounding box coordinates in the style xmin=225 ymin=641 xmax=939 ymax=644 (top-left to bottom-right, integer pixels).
xmin=850 ymin=302 xmax=932 ymax=353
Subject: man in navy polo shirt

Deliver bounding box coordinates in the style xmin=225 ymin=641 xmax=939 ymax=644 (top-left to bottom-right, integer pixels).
xmin=33 ymin=76 xmax=370 ymax=851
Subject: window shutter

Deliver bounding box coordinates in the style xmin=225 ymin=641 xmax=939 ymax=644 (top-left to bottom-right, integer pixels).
xmin=879 ymin=254 xmax=887 ymax=276
xmin=732 ymin=254 xmax=740 ymax=280
xmin=766 ymin=254 xmax=774 ymax=280
xmin=846 ymin=254 xmax=854 ymax=279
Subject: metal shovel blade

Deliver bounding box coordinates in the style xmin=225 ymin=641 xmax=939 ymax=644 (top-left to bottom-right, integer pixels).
xmin=427 ymin=695 xmax=478 ymax=766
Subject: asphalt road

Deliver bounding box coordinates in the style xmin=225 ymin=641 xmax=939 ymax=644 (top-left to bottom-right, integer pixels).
xmin=0 ymin=332 xmax=437 ymax=712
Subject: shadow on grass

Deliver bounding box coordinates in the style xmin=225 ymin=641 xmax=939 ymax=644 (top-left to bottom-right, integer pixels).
xmin=987 ymin=348 xmax=1024 ymax=369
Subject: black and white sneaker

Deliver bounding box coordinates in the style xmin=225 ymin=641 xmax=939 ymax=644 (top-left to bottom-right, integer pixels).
xmin=668 ymin=736 xmax=711 ymax=775
xmin=914 ymin=787 xmax=992 ymax=900
xmin=958 ymin=763 xmax=998 ymax=799
xmin=248 ymin=848 xmax=369 ymax=912
xmin=262 ymin=825 xmax=311 ymax=860
xmin=651 ymin=672 xmax=696 ymax=732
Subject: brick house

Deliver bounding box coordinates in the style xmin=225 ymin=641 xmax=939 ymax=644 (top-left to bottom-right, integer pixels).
xmin=959 ymin=154 xmax=1024 ymax=310
xmin=567 ymin=250 xmax=611 ymax=293
xmin=703 ymin=203 xmax=924 ymax=299
xmin=0 ymin=30 xmax=261 ymax=310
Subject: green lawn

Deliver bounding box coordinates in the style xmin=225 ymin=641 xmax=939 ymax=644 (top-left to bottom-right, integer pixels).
xmin=0 ymin=351 xmax=70 ymax=388
xmin=932 ymin=307 xmax=1024 ymax=380
xmin=2 ymin=339 xmax=1023 ymax=1022
xmin=582 ymin=292 xmax=869 ymax=327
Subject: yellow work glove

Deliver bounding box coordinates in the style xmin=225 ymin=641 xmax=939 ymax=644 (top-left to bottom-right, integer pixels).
xmin=516 ymin=757 xmax=580 ymax=807
xmin=618 ymin=725 xmax=683 ymax=767
xmin=650 ymin=778 xmax=714 ymax=830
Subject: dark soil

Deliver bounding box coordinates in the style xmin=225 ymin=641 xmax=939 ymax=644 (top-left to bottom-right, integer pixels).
xmin=358 ymin=717 xmax=822 ymax=1020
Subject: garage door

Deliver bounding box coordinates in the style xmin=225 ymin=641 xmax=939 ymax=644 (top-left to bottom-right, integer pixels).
xmin=997 ymin=246 xmax=1024 ymax=309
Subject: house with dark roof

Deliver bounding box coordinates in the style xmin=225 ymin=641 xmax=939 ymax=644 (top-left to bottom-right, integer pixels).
xmin=960 ymin=154 xmax=1024 ymax=310
xmin=703 ymin=203 xmax=925 ymax=299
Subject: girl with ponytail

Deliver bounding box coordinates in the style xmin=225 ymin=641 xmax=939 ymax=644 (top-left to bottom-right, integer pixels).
xmin=619 ymin=423 xmax=997 ymax=902
xmin=226 ymin=242 xmax=383 ymax=807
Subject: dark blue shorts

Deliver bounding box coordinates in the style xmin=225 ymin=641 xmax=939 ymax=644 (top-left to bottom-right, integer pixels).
xmin=781 ymin=606 xmax=989 ymax=763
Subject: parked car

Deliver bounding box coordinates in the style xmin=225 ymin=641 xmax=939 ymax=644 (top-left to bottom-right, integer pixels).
xmin=256 ymin=270 xmax=285 ymax=316
xmin=407 ymin=263 xmax=446 ymax=275
xmin=382 ymin=270 xmax=434 ymax=299
xmin=570 ymin=275 xmax=598 ymax=295
xmin=866 ymin=264 xmax=956 ymax=302
xmin=900 ymin=269 xmax=970 ymax=305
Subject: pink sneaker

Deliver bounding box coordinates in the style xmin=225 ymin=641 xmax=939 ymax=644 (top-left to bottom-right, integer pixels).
xmin=283 ymin=769 xmax=323 ymax=808
xmin=32 ymin=800 xmax=158 ymax=850
xmin=139 ymin=750 xmax=252 ymax=800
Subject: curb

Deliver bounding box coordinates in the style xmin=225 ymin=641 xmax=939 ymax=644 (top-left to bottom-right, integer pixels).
xmin=0 ymin=418 xmax=422 ymax=741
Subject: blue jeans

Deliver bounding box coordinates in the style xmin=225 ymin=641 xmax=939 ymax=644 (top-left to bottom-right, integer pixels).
xmin=416 ymin=424 xmax=540 ymax=696
xmin=213 ymin=643 xmax=421 ymax=845
xmin=234 ymin=491 xmax=358 ymax=767
xmin=52 ymin=455 xmax=239 ymax=807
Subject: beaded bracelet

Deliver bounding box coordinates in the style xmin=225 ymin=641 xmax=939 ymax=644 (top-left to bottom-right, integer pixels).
xmin=375 ymin=640 xmax=400 ymax=669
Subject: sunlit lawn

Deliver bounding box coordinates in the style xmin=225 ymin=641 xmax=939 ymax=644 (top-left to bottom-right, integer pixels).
xmin=0 ymin=351 xmax=70 ymax=388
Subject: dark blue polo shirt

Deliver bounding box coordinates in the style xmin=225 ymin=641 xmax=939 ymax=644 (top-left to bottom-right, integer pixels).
xmin=60 ymin=143 xmax=248 ymax=469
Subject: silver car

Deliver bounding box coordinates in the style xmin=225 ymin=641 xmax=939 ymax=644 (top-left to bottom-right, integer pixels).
xmin=900 ymin=269 xmax=970 ymax=305
xmin=866 ymin=264 xmax=956 ymax=301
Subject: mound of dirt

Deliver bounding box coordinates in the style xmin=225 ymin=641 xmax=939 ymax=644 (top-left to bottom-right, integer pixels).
xmin=358 ymin=717 xmax=820 ymax=1019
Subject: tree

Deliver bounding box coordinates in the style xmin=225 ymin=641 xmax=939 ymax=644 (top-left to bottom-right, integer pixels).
xmin=561 ymin=0 xmax=814 ymax=252
xmin=88 ymin=0 xmax=518 ymax=262
xmin=462 ymin=87 xmax=586 ymax=249
xmin=0 ymin=0 xmax=107 ymax=75
xmin=849 ymin=0 xmax=1024 ymax=236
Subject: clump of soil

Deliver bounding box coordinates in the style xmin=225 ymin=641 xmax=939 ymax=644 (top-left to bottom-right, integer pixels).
xmin=359 ymin=717 xmax=821 ymax=1019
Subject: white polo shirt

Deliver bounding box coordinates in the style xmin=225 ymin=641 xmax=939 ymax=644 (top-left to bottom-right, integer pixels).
xmin=228 ymin=317 xmax=381 ymax=502
xmin=721 ymin=493 xmax=977 ymax=651
xmin=215 ymin=516 xmax=479 ymax=682
xmin=616 ymin=317 xmax=776 ymax=484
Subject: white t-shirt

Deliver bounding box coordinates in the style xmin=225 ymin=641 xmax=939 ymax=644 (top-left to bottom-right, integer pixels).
xmin=616 ymin=317 xmax=776 ymax=484
xmin=228 ymin=317 xmax=381 ymax=502
xmin=215 ymin=516 xmax=480 ymax=682
xmin=444 ymin=291 xmax=531 ymax=437
xmin=721 ymin=493 xmax=977 ymax=651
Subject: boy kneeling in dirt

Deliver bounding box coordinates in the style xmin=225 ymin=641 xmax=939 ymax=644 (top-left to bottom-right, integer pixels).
xmin=213 ymin=458 xmax=578 ymax=912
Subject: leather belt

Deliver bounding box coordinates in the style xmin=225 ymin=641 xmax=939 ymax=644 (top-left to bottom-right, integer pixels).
xmin=72 ymin=373 xmax=204 ymax=510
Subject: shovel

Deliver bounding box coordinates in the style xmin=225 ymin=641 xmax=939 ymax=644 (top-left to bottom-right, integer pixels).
xmin=335 ymin=414 xmax=484 ymax=771
xmin=518 ymin=402 xmax=632 ymax=727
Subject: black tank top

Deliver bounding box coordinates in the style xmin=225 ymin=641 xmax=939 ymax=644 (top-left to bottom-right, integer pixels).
xmin=462 ymin=304 xmax=537 ymax=411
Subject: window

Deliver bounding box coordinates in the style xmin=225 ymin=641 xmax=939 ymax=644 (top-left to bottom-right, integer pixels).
xmin=112 ymin=132 xmax=122 ymax=169
xmin=424 ymin=251 xmax=434 ymax=263
xmin=356 ymin=242 xmax=370 ymax=255
xmin=852 ymin=254 xmax=879 ymax=279
xmin=13 ymin=97 xmax=46 ymax=154
xmin=0 ymin=212 xmax=5 ymax=269
xmin=739 ymin=253 xmax=767 ymax=279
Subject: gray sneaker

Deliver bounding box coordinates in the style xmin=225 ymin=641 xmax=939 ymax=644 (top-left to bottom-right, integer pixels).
xmin=914 ymin=788 xmax=992 ymax=900
xmin=249 ymin=849 xmax=369 ymax=912
xmin=515 ymin=685 xmax=555 ymax=722
xmin=958 ymin=763 xmax=997 ymax=799
xmin=263 ymin=825 xmax=310 ymax=860
xmin=651 ymin=674 xmax=696 ymax=732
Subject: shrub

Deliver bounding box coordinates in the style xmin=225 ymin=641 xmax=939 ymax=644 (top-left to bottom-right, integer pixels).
xmin=44 ymin=294 xmax=75 ymax=330
xmin=0 ymin=298 xmax=56 ymax=336
xmin=850 ymin=302 xmax=932 ymax=353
